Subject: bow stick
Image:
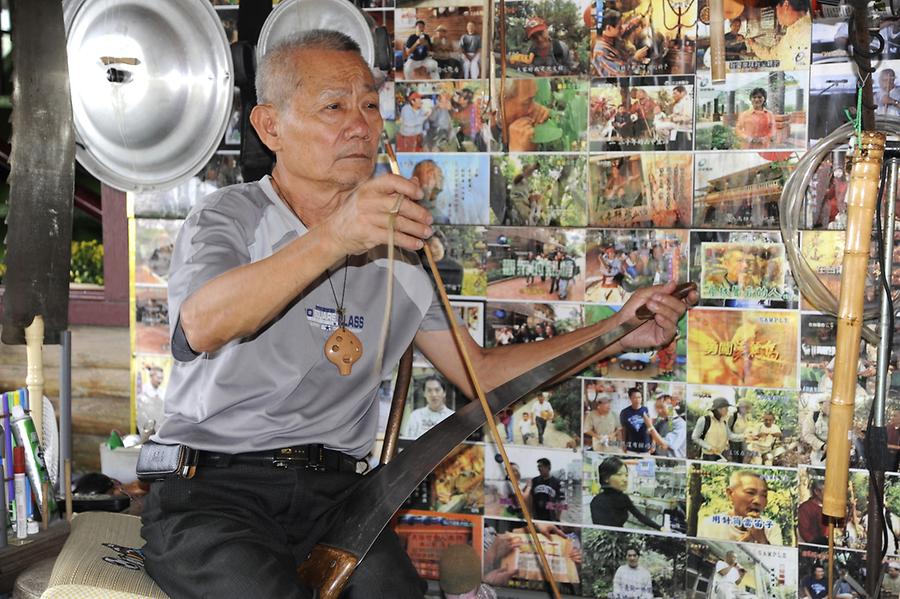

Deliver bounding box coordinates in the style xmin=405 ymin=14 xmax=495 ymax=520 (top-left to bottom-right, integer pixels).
xmin=382 ymin=141 xmax=564 ymax=599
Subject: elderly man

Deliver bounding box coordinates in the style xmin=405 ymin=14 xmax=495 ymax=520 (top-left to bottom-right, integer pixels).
xmin=712 ymin=551 xmax=745 ymax=599
xmin=140 ymin=30 xmax=693 ymax=599
xmin=696 ymin=470 xmax=784 ymax=545
xmin=501 ymin=79 xmax=551 ymax=151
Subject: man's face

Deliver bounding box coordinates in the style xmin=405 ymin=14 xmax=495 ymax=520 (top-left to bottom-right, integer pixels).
xmin=595 ymin=401 xmax=610 ymax=415
xmin=629 ymin=392 xmax=642 ymax=408
xmin=410 ymin=96 xmax=422 ymax=109
xmin=814 ymin=567 xmax=825 ymax=580
xmin=727 ymin=475 xmax=768 ymax=518
xmin=673 ymin=88 xmax=684 ymax=103
xmin=467 ymin=22 xmax=476 ymax=34
xmin=626 ymin=550 xmax=639 ymax=568
xmin=505 ymin=80 xmax=539 ymax=123
xmin=419 ymin=164 xmax=444 ymax=201
xmin=889 ymin=566 xmax=900 ymax=579
xmin=415 ymin=22 xmax=425 ymax=34
xmin=730 ymin=20 xmax=741 ymax=33
xmin=260 ymin=49 xmax=381 ymax=190
xmin=424 ymin=379 xmax=446 ymax=411
xmin=725 ymin=552 xmax=736 ymax=565
xmin=655 ymin=400 xmax=669 ymax=418
xmin=881 ymin=70 xmax=896 ymax=91
xmin=763 ymin=414 xmax=774 ymax=427
xmin=531 ymin=29 xmax=551 ymax=51
xmin=150 ymin=368 xmax=163 ymax=388
xmin=538 ymin=463 xmax=551 ymax=478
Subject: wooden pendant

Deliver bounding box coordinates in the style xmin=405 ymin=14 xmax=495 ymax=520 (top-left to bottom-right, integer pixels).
xmin=324 ymin=327 xmax=363 ymax=376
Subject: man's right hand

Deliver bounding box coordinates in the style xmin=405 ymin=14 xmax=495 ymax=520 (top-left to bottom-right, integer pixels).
xmin=325 ymin=174 xmax=433 ymax=255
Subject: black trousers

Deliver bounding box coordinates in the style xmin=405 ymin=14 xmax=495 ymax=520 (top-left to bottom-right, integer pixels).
xmin=141 ymin=463 xmax=425 ymax=599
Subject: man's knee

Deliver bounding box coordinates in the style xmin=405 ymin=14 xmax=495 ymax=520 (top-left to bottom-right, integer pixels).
xmin=343 ymin=530 xmax=425 ymax=599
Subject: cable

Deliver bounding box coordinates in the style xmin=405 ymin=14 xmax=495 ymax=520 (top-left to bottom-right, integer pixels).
xmin=778 ymin=116 xmax=900 ymax=346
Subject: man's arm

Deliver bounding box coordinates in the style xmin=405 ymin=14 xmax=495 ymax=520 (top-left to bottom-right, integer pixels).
xmin=416 ymin=281 xmax=693 ymax=397
xmin=180 ymin=174 xmax=431 ymax=354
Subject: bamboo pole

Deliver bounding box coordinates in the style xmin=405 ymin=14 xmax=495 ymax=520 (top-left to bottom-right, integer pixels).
xmin=822 ymin=131 xmax=885 ymax=519
xmin=24 ymin=315 xmax=45 ymax=442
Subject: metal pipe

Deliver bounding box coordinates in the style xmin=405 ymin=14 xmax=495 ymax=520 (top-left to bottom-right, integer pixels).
xmin=875 ymin=158 xmax=899 ymax=426
xmin=866 ymin=157 xmax=900 ymax=598
xmin=59 ymin=329 xmax=72 ymax=492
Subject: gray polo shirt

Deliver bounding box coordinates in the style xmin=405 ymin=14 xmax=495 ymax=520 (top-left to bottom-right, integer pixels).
xmin=153 ymin=176 xmax=451 ymax=458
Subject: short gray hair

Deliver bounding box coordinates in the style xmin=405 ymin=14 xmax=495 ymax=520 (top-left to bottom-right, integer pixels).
xmin=255 ymin=29 xmax=362 ymax=110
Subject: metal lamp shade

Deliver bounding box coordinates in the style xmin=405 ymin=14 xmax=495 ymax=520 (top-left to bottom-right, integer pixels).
xmin=256 ymin=0 xmax=375 ymax=66
xmin=63 ymin=0 xmax=234 ymax=192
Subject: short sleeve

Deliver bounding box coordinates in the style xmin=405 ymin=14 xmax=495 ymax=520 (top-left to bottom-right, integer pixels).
xmin=167 ymin=206 xmax=251 ymax=361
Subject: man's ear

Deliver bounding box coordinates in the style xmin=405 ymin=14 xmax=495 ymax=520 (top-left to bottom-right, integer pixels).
xmin=250 ymin=104 xmax=282 ymax=153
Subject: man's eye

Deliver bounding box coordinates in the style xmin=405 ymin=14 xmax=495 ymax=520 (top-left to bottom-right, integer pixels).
xmin=325 ymin=103 xmax=340 ymax=110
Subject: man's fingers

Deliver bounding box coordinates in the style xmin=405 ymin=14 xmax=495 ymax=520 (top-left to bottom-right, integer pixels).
xmin=369 ymin=173 xmax=424 ymax=201
xmin=388 ymin=196 xmax=433 ymax=226
xmin=391 ymin=214 xmax=433 ymax=241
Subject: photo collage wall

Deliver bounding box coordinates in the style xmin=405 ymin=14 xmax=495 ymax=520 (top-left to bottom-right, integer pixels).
xmin=127 ymin=0 xmax=900 ymax=597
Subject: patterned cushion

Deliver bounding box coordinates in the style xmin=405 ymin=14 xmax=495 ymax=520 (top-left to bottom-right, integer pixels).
xmin=40 ymin=512 xmax=168 ymax=599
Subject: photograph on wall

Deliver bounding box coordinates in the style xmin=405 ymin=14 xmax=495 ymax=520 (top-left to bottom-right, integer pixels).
xmin=695 ymin=70 xmax=808 ymax=150
xmin=687 ymin=540 xmax=798 ymax=599
xmin=799 ymin=313 xmax=877 ymax=395
xmin=591 ymin=0 xmax=697 ymax=77
xmin=686 ymin=308 xmax=799 ymax=389
xmin=486 ymin=301 xmax=583 ymax=347
xmin=131 ymin=152 xmax=243 ymax=219
xmin=686 ymin=385 xmax=800 ymax=466
xmin=483 ymin=518 xmax=582 ymax=594
xmin=692 ymin=151 xmax=799 ymax=229
xmin=801 ymin=145 xmax=851 ymax=228
xmin=485 ymin=227 xmax=585 ymax=302
xmin=483 ymin=445 xmax=582 ymax=524
xmin=134 ymin=218 xmax=182 ymax=285
xmin=584 ymin=305 xmax=687 ymax=382
xmin=428 ymin=225 xmax=487 ymax=297
xmin=811 ymin=10 xmax=900 ymax=63
xmin=489 ymin=153 xmax=588 ymax=227
xmin=401 ymin=442 xmax=484 ymax=514
xmin=499 ymin=77 xmax=589 ymax=153
xmin=797 ymin=390 xmax=876 ymax=469
xmin=583 ymin=380 xmax=686 ymax=457
xmin=399 ymin=367 xmax=480 ymax=440
xmin=366 ymin=10 xmax=396 ymax=82
xmin=798 ymin=545 xmax=869 ymax=599
xmin=798 ymin=466 xmax=869 ymax=551
xmin=396 ymin=153 xmax=490 ymax=224
xmin=695 ymin=0 xmax=811 ymax=73
xmin=395 ymin=510 xmax=482 ymax=581
xmin=583 ymin=453 xmax=687 ymax=534
xmin=588 ymin=152 xmax=693 ymax=228
xmin=491 ymin=378 xmax=583 ymax=450
xmin=807 ymin=63 xmax=860 ymax=146
xmin=687 ymin=462 xmax=798 ymax=546
xmin=394 ymin=6 xmax=485 ymax=81
xmin=585 ymin=228 xmax=689 ymax=306
xmin=392 ymin=81 xmax=490 ymax=152
xmin=133 ymin=353 xmax=171 ymax=434
xmin=581 ymin=528 xmax=684 ymax=599
xmin=494 ymin=0 xmax=592 ymax=77
xmin=798 ymin=231 xmax=847 ymax=311
xmin=589 ymin=75 xmax=694 ymax=152
xmin=691 ymin=231 xmax=799 ymax=309
xmin=882 ymin=472 xmax=900 ymax=557
xmin=451 ymin=299 xmax=485 ymax=345
xmin=134 ymin=285 xmax=171 ymax=356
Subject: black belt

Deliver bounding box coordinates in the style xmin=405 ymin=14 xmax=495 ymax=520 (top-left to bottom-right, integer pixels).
xmin=198 ymin=444 xmax=363 ymax=473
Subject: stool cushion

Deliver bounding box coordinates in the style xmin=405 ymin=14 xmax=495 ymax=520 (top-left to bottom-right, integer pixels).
xmin=13 ymin=557 xmax=56 ymax=599
xmin=39 ymin=512 xmax=169 ymax=599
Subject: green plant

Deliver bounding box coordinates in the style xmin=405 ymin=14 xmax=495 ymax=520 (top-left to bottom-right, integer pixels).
xmin=70 ymin=239 xmax=104 ymax=284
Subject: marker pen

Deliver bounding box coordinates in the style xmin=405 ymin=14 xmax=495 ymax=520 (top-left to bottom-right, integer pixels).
xmin=14 ymin=446 xmax=26 ymax=539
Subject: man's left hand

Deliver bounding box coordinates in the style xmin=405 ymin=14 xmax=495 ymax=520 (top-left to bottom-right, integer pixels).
xmin=615 ymin=282 xmax=697 ymax=352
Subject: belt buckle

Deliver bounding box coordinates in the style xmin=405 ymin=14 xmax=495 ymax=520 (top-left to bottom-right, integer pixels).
xmin=272 ymin=447 xmax=306 ymax=469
